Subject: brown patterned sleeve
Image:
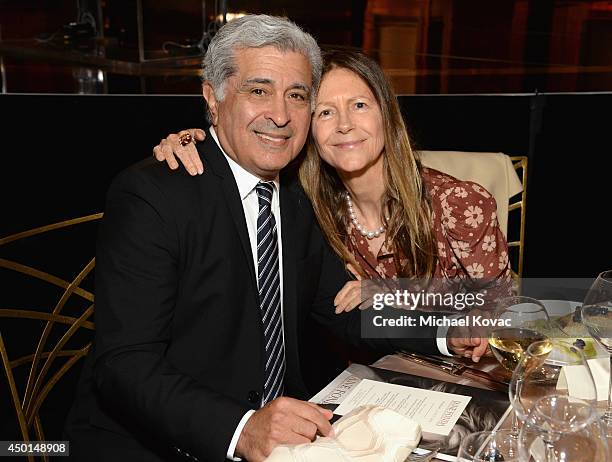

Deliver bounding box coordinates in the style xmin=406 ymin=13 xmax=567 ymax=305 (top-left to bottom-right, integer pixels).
xmin=434 ymin=178 xmax=513 ymax=308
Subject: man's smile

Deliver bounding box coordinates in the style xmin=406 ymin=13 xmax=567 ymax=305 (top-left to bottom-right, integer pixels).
xmin=254 ymin=130 xmax=291 ymax=146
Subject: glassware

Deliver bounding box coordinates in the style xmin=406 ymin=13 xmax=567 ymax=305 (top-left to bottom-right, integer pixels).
xmin=488 ymin=296 xmax=551 ymax=374
xmin=509 ymin=340 xmax=597 ymax=425
xmin=456 ymin=429 xmax=520 ymax=461
xmin=581 ymin=269 xmax=612 ymax=435
xmin=488 ymin=296 xmax=551 ymax=434
xmin=518 ymin=395 xmax=607 ymax=462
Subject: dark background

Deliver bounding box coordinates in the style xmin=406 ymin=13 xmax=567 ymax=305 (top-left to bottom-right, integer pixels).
xmin=1 ymin=92 xmax=609 ymax=276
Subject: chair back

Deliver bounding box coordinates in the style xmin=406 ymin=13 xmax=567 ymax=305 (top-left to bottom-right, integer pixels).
xmin=419 ymin=150 xmax=527 ymax=278
xmin=0 ymin=214 xmax=101 ymax=460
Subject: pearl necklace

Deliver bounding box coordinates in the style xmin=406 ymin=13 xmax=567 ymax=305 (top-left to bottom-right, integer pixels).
xmin=344 ymin=192 xmax=386 ymax=239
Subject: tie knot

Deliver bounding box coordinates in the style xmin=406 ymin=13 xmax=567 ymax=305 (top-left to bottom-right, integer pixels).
xmin=256 ymin=182 xmax=274 ymax=203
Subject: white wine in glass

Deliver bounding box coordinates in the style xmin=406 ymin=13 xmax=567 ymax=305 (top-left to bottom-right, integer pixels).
xmin=488 ymin=296 xmax=551 ymax=435
xmin=489 ymin=327 xmax=549 ymax=372
xmin=488 ymin=296 xmax=551 ymax=374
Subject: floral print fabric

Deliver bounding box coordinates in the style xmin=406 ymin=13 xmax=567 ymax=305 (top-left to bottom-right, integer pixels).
xmin=346 ymin=167 xmax=512 ymax=309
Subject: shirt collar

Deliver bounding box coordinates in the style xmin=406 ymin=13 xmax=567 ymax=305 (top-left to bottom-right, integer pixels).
xmin=209 ymin=126 xmax=280 ymax=200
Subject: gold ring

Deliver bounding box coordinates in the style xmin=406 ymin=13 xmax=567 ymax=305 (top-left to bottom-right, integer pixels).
xmin=179 ymin=132 xmax=193 ymax=146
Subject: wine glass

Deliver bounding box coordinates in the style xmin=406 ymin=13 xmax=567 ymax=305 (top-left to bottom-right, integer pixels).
xmin=518 ymin=395 xmax=607 ymax=462
xmin=488 ymin=296 xmax=552 ymax=434
xmin=583 ymin=270 xmax=612 ymax=306
xmin=456 ymin=430 xmax=520 ymax=462
xmin=509 ymin=340 xmax=598 ymax=426
xmin=581 ymin=269 xmax=612 ymax=435
xmin=488 ymin=296 xmax=552 ymax=373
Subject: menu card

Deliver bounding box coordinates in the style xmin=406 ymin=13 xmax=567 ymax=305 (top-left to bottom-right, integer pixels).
xmin=334 ymin=378 xmax=471 ymax=436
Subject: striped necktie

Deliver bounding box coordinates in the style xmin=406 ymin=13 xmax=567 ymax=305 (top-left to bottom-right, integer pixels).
xmin=255 ymin=182 xmax=285 ymax=404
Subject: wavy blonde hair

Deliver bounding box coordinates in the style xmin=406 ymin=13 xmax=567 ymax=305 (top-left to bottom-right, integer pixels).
xmin=299 ymin=50 xmax=436 ymax=278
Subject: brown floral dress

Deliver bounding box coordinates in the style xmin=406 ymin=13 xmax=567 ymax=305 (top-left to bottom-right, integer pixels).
xmin=346 ymin=167 xmax=513 ymax=309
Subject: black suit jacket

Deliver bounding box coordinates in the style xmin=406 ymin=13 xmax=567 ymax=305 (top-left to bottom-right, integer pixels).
xmin=64 ymin=131 xmax=439 ymax=461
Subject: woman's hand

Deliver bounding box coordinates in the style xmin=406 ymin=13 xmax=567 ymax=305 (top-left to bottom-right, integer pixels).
xmin=152 ymin=128 xmax=206 ymax=175
xmin=334 ymin=264 xmax=366 ymax=314
xmin=334 ymin=280 xmax=364 ymax=314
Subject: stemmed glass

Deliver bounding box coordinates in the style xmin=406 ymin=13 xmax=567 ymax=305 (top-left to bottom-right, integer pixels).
xmin=581 ymin=269 xmax=612 ymax=435
xmin=509 ymin=340 xmax=598 ymax=425
xmin=487 ymin=296 xmax=552 ymax=434
xmin=456 ymin=430 xmax=520 ymax=461
xmin=518 ymin=395 xmax=607 ymax=462
xmin=511 ymin=340 xmax=601 ymax=461
xmin=488 ymin=296 xmax=552 ymax=373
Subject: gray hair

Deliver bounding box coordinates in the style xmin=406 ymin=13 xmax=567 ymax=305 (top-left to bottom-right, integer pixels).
xmin=202 ymin=15 xmax=322 ymax=111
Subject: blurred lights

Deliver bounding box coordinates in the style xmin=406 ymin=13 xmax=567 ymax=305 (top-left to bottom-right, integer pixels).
xmin=216 ymin=12 xmax=247 ymax=23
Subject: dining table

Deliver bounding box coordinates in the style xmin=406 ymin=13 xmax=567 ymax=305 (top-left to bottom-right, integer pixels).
xmin=370 ymin=352 xmax=514 ymax=461
xmin=368 ymin=350 xmax=612 ymax=461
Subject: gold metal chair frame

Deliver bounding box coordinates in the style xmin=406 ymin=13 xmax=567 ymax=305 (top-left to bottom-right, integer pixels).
xmin=0 ymin=213 xmax=102 ymax=461
xmin=508 ymin=156 xmax=528 ymax=280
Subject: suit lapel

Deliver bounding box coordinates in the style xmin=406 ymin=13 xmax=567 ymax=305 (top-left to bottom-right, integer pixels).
xmin=279 ymin=181 xmax=301 ymax=386
xmin=197 ymin=132 xmax=257 ymax=292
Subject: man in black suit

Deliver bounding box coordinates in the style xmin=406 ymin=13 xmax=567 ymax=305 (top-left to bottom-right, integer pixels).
xmin=65 ymin=15 xmax=486 ymax=462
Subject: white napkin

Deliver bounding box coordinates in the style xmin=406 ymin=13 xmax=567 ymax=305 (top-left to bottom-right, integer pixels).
xmin=264 ymin=405 xmax=422 ymax=462
xmin=556 ymin=357 xmax=609 ymax=401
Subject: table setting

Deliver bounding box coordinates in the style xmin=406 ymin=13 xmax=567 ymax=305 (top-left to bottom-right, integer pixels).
xmin=259 ymin=271 xmax=612 ymax=461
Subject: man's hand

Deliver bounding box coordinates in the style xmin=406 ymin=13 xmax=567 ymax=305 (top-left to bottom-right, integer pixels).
xmin=235 ymin=397 xmax=333 ymax=462
xmin=152 ymin=128 xmax=205 ymax=175
xmin=447 ymin=335 xmax=488 ymax=362
xmin=446 ymin=310 xmax=493 ymax=362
